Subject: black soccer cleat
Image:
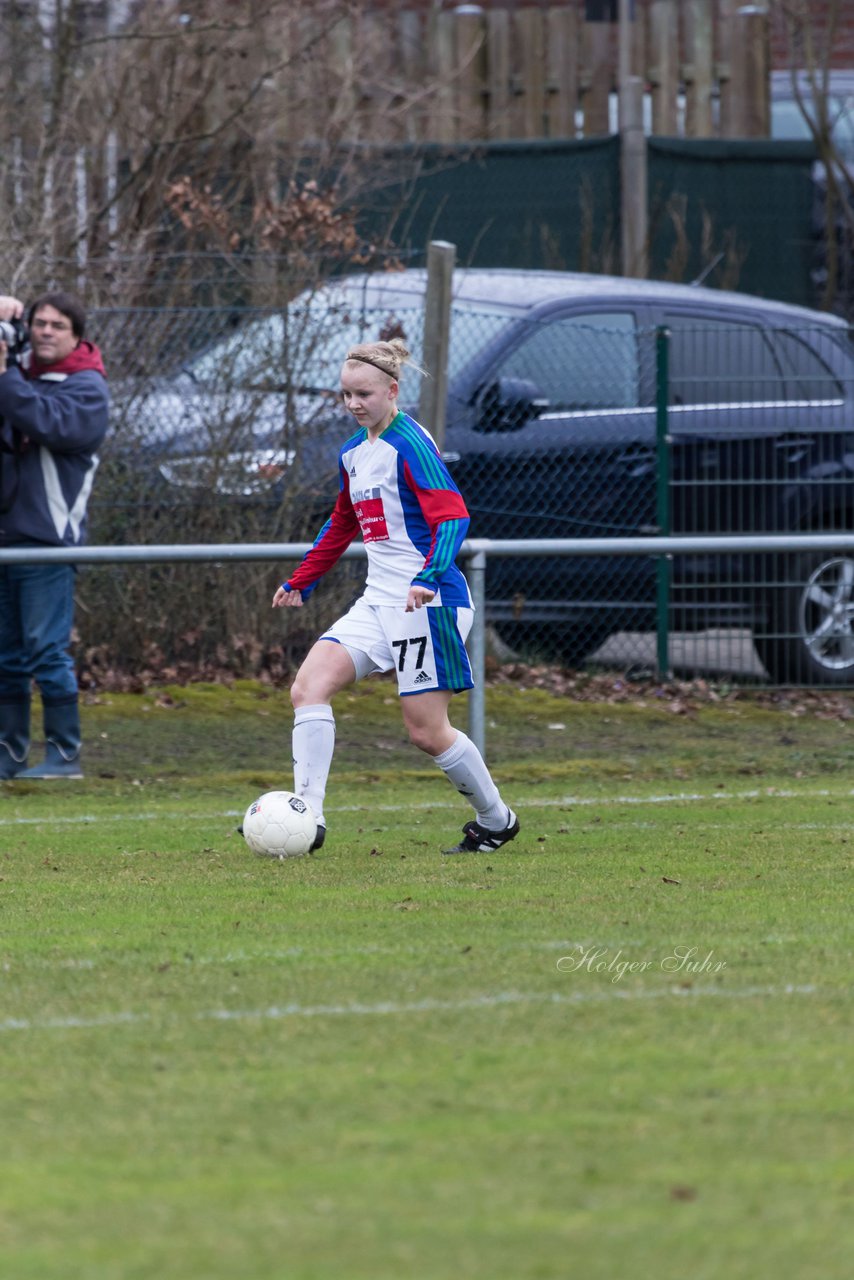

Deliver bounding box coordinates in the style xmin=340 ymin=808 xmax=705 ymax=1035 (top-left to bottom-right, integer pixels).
xmin=442 ymin=810 xmax=520 ymax=855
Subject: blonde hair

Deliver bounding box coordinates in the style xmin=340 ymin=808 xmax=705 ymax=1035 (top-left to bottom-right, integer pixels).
xmin=343 ymin=338 xmax=420 ymax=383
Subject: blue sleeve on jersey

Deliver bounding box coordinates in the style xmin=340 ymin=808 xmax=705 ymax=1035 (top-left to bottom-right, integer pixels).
xmin=388 ymin=414 xmax=463 ymax=495
xmin=410 ymin=515 xmax=470 ymax=589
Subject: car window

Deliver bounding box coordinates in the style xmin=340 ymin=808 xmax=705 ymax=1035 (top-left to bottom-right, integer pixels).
xmin=772 ymin=93 xmax=854 ymax=160
xmin=187 ymin=303 xmax=422 ymax=394
xmin=665 ymin=316 xmax=786 ymax=405
xmin=497 ymin=312 xmax=640 ymax=410
xmin=771 ymin=329 xmax=845 ymax=399
xmin=185 ymin=295 xmax=511 ymax=397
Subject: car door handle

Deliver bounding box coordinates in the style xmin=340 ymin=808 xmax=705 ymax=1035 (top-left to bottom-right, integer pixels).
xmin=615 ymin=447 xmax=656 ymax=474
xmin=773 ymin=438 xmax=814 ymax=465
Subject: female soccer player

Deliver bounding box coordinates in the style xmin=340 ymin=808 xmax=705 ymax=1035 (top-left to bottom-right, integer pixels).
xmin=273 ymin=337 xmax=519 ymax=856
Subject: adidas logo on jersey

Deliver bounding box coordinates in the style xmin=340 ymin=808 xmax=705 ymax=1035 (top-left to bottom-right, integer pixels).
xmin=414 ymin=671 xmax=433 ymax=685
xmin=349 ymin=465 xmax=357 ymax=476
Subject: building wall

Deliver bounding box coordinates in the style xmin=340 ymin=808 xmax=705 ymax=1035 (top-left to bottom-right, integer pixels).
xmin=768 ymin=0 xmax=854 ymax=70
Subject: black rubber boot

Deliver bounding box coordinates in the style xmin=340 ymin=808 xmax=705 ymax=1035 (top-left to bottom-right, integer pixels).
xmin=18 ymin=698 xmax=83 ymax=779
xmin=0 ymin=696 xmax=31 ymax=779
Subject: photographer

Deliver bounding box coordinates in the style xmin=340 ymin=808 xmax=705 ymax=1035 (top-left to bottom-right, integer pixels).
xmin=0 ymin=292 xmax=109 ymax=779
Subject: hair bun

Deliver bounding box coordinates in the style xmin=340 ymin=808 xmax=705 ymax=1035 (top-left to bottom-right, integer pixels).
xmin=345 ymin=338 xmax=418 ymax=380
xmin=386 ymin=337 xmax=411 ymax=362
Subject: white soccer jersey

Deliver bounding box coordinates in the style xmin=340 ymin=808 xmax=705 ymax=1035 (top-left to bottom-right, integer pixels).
xmin=287 ymin=412 xmax=472 ymax=609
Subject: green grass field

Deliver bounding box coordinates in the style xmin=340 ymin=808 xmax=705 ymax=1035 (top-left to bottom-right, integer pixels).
xmin=1 ymin=679 xmax=852 ymax=1279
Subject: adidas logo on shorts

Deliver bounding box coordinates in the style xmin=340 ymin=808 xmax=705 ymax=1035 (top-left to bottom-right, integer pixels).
xmin=414 ymin=671 xmax=433 ymax=685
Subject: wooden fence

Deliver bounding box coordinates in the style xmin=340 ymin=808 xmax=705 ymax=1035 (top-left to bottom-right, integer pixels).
xmin=283 ymin=1 xmax=771 ymax=146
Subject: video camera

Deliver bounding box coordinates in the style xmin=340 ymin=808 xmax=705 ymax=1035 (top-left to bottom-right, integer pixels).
xmin=0 ymin=316 xmax=29 ymax=368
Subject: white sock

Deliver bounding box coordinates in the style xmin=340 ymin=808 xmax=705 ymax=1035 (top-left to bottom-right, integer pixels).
xmin=292 ymin=704 xmax=335 ymax=828
xmin=432 ymin=731 xmax=509 ymax=830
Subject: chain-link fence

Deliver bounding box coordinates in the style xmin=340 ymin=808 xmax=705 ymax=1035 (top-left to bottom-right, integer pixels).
xmin=82 ymin=276 xmax=854 ymax=686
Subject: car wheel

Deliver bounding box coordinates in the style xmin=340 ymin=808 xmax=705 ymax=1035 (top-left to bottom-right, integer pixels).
xmin=754 ymin=552 xmax=854 ymax=685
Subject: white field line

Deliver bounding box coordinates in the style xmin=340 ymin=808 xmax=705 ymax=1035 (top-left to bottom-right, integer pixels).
xmin=0 ymin=934 xmax=812 ymax=973
xmin=1 ymin=785 xmax=854 ymax=829
xmin=0 ymin=983 xmax=829 ymax=1036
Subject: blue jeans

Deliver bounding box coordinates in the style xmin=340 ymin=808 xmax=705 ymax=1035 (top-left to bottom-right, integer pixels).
xmin=0 ymin=563 xmax=78 ymax=704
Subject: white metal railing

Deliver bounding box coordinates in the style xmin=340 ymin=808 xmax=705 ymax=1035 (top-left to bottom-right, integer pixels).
xmin=5 ymin=534 xmax=854 ymax=755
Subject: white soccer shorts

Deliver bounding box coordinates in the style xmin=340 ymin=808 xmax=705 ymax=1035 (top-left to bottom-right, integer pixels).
xmin=320 ymin=597 xmax=474 ymax=695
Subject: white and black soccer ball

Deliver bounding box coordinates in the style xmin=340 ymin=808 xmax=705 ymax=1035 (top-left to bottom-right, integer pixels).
xmin=242 ymin=790 xmax=317 ymax=859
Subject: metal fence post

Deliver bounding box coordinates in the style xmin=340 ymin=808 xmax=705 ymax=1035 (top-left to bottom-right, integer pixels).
xmin=655 ymin=325 xmax=673 ymax=680
xmin=466 ymin=546 xmax=487 ymax=757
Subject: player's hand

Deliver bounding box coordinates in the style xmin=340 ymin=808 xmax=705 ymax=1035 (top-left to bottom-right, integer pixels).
xmin=406 ymin=585 xmax=435 ymax=612
xmin=273 ymin=586 xmax=303 ymax=608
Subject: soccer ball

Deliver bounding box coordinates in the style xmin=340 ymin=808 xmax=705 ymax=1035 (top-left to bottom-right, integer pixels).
xmin=242 ymin=790 xmax=317 ymax=859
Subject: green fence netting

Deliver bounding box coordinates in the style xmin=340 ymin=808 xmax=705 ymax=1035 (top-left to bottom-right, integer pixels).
xmin=356 ymin=137 xmax=820 ymax=306
xmin=647 ymin=138 xmax=819 ymax=306
xmin=359 ymin=138 xmax=622 ymax=275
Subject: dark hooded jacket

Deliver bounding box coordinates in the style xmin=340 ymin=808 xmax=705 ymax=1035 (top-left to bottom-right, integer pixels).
xmin=0 ymin=341 xmax=109 ymax=548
